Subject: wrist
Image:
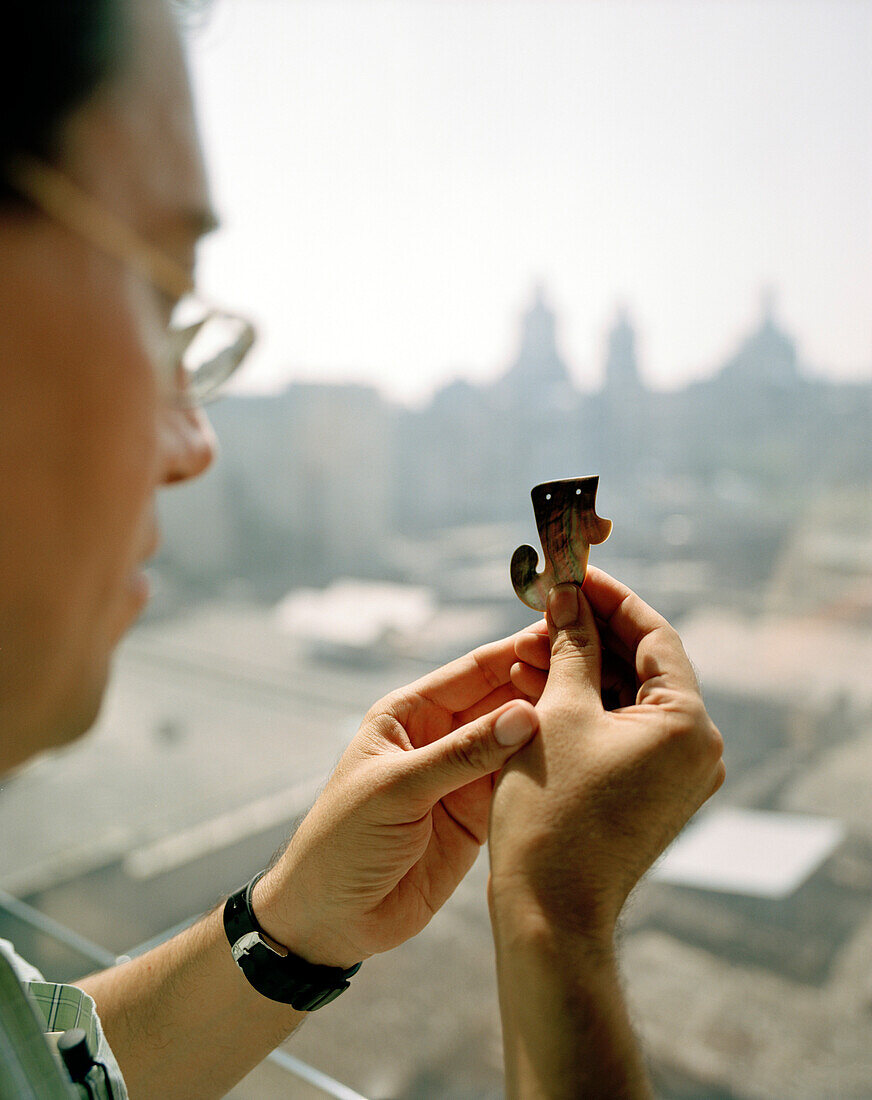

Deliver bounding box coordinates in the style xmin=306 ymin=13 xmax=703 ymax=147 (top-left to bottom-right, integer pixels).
xmin=487 ymin=874 xmax=617 ymax=968
xmin=251 ymin=871 xmax=360 ymax=971
xmin=492 ymin=913 xmax=652 ymax=1100
xmin=223 ymin=873 xmax=362 ymax=1011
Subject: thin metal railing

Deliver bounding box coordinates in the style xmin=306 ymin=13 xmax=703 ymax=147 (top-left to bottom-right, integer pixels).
xmin=0 ymin=886 xmax=117 ymax=969
xmin=0 ymin=888 xmax=367 ymax=1100
xmin=266 ymin=1050 xmax=369 ymax=1100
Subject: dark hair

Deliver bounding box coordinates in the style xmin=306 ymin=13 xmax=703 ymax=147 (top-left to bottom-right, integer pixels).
xmin=1 ymin=1 xmax=128 ymax=201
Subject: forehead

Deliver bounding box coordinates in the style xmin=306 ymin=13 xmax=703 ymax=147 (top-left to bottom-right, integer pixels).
xmin=61 ymin=0 xmax=213 ymax=253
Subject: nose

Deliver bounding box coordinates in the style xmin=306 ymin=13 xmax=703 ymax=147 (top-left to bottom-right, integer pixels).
xmin=157 ymin=403 xmax=217 ymax=485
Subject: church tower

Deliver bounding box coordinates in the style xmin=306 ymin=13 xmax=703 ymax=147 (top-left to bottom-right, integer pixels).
xmin=603 ymin=307 xmax=644 ymax=394
xmin=495 ymin=283 xmax=575 ymax=409
xmin=596 ymin=306 xmax=647 ymax=484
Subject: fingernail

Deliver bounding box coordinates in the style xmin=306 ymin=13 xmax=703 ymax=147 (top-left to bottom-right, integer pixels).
xmin=549 ymin=584 xmax=579 ymax=629
xmin=494 ymin=705 xmax=536 ymax=746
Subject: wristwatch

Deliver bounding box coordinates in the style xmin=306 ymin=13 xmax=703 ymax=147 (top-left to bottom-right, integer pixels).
xmin=223 ymin=871 xmax=362 ymax=1011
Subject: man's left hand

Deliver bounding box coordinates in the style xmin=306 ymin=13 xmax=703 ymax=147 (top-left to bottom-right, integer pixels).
xmin=252 ymin=630 xmax=540 ymax=968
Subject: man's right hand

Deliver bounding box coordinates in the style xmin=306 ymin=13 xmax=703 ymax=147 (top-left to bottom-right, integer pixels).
xmin=487 ymin=571 xmax=724 ymax=1098
xmin=490 ymin=569 xmax=725 ymax=948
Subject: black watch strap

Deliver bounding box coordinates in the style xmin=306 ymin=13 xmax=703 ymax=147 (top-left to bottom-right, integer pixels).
xmin=223 ymin=871 xmax=362 ymax=1011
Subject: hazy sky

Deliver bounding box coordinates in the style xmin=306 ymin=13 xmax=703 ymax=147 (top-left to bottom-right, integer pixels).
xmin=187 ymin=0 xmax=872 ymax=403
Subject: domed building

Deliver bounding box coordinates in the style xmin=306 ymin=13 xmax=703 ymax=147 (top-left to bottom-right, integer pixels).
xmin=717 ymin=292 xmax=801 ymax=389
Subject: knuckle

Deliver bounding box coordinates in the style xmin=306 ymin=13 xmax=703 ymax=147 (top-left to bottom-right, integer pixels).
xmin=674 ymin=694 xmax=702 ymax=727
xmin=471 ymin=646 xmax=503 ymax=692
xmin=663 ymin=701 xmax=722 ymax=769
xmin=550 ymin=627 xmax=598 ymax=662
xmin=636 ymin=680 xmax=671 ymax=707
xmin=707 ymin=720 xmax=725 ymax=761
xmin=365 ymin=689 xmax=402 ymax=722
xmin=447 ymin=727 xmax=490 ymax=774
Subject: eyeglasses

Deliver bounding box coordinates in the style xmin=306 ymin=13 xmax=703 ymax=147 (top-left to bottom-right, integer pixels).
xmin=5 ymin=154 xmax=256 ymax=408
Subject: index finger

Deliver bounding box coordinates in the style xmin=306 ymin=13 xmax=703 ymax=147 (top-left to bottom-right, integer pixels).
xmin=410 ymin=623 xmax=543 ymax=714
xmin=582 ymin=566 xmax=700 ymax=695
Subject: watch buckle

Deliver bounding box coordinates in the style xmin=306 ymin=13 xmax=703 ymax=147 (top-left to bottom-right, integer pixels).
xmin=231 ymin=930 xmax=289 ymax=963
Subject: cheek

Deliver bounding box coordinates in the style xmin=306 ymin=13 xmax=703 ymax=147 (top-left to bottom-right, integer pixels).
xmin=59 ymin=301 xmax=161 ymax=627
xmin=0 ymin=251 xmax=160 ymax=747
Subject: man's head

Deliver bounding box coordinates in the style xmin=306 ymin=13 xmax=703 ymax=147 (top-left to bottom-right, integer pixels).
xmin=0 ymin=0 xmax=219 ymax=772
xmin=0 ymin=1 xmax=127 ymax=194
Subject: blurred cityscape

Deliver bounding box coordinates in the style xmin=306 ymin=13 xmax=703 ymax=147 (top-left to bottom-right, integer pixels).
xmin=2 ymin=287 xmax=871 ymax=1097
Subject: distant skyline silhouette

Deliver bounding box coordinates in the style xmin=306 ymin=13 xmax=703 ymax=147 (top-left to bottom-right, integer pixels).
xmin=187 ymin=0 xmax=872 ymax=403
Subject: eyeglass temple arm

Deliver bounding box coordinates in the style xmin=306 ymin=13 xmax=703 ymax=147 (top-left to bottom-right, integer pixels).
xmin=6 ymin=154 xmax=194 ymax=301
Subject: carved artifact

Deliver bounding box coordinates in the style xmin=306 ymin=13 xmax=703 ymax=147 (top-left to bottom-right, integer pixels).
xmin=511 ymin=476 xmax=612 ymax=611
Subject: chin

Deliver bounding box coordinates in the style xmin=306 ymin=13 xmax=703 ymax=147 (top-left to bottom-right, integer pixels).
xmin=0 ymin=662 xmax=111 ymax=778
xmin=61 ymin=687 xmax=107 ymax=748
xmin=60 ymin=661 xmax=113 ymax=747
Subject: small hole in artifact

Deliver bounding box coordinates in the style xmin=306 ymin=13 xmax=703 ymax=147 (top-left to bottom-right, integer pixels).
xmin=545 ymin=493 xmax=551 ymax=500
xmin=576 ymin=488 xmax=582 ymax=495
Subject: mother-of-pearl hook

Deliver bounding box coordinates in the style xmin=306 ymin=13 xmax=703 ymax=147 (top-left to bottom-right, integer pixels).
xmin=511 ymin=476 xmax=612 ymax=611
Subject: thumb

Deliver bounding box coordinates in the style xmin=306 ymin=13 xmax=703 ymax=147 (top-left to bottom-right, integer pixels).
xmin=398 ymin=700 xmax=539 ymax=806
xmin=540 ymin=582 xmax=603 ymax=706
